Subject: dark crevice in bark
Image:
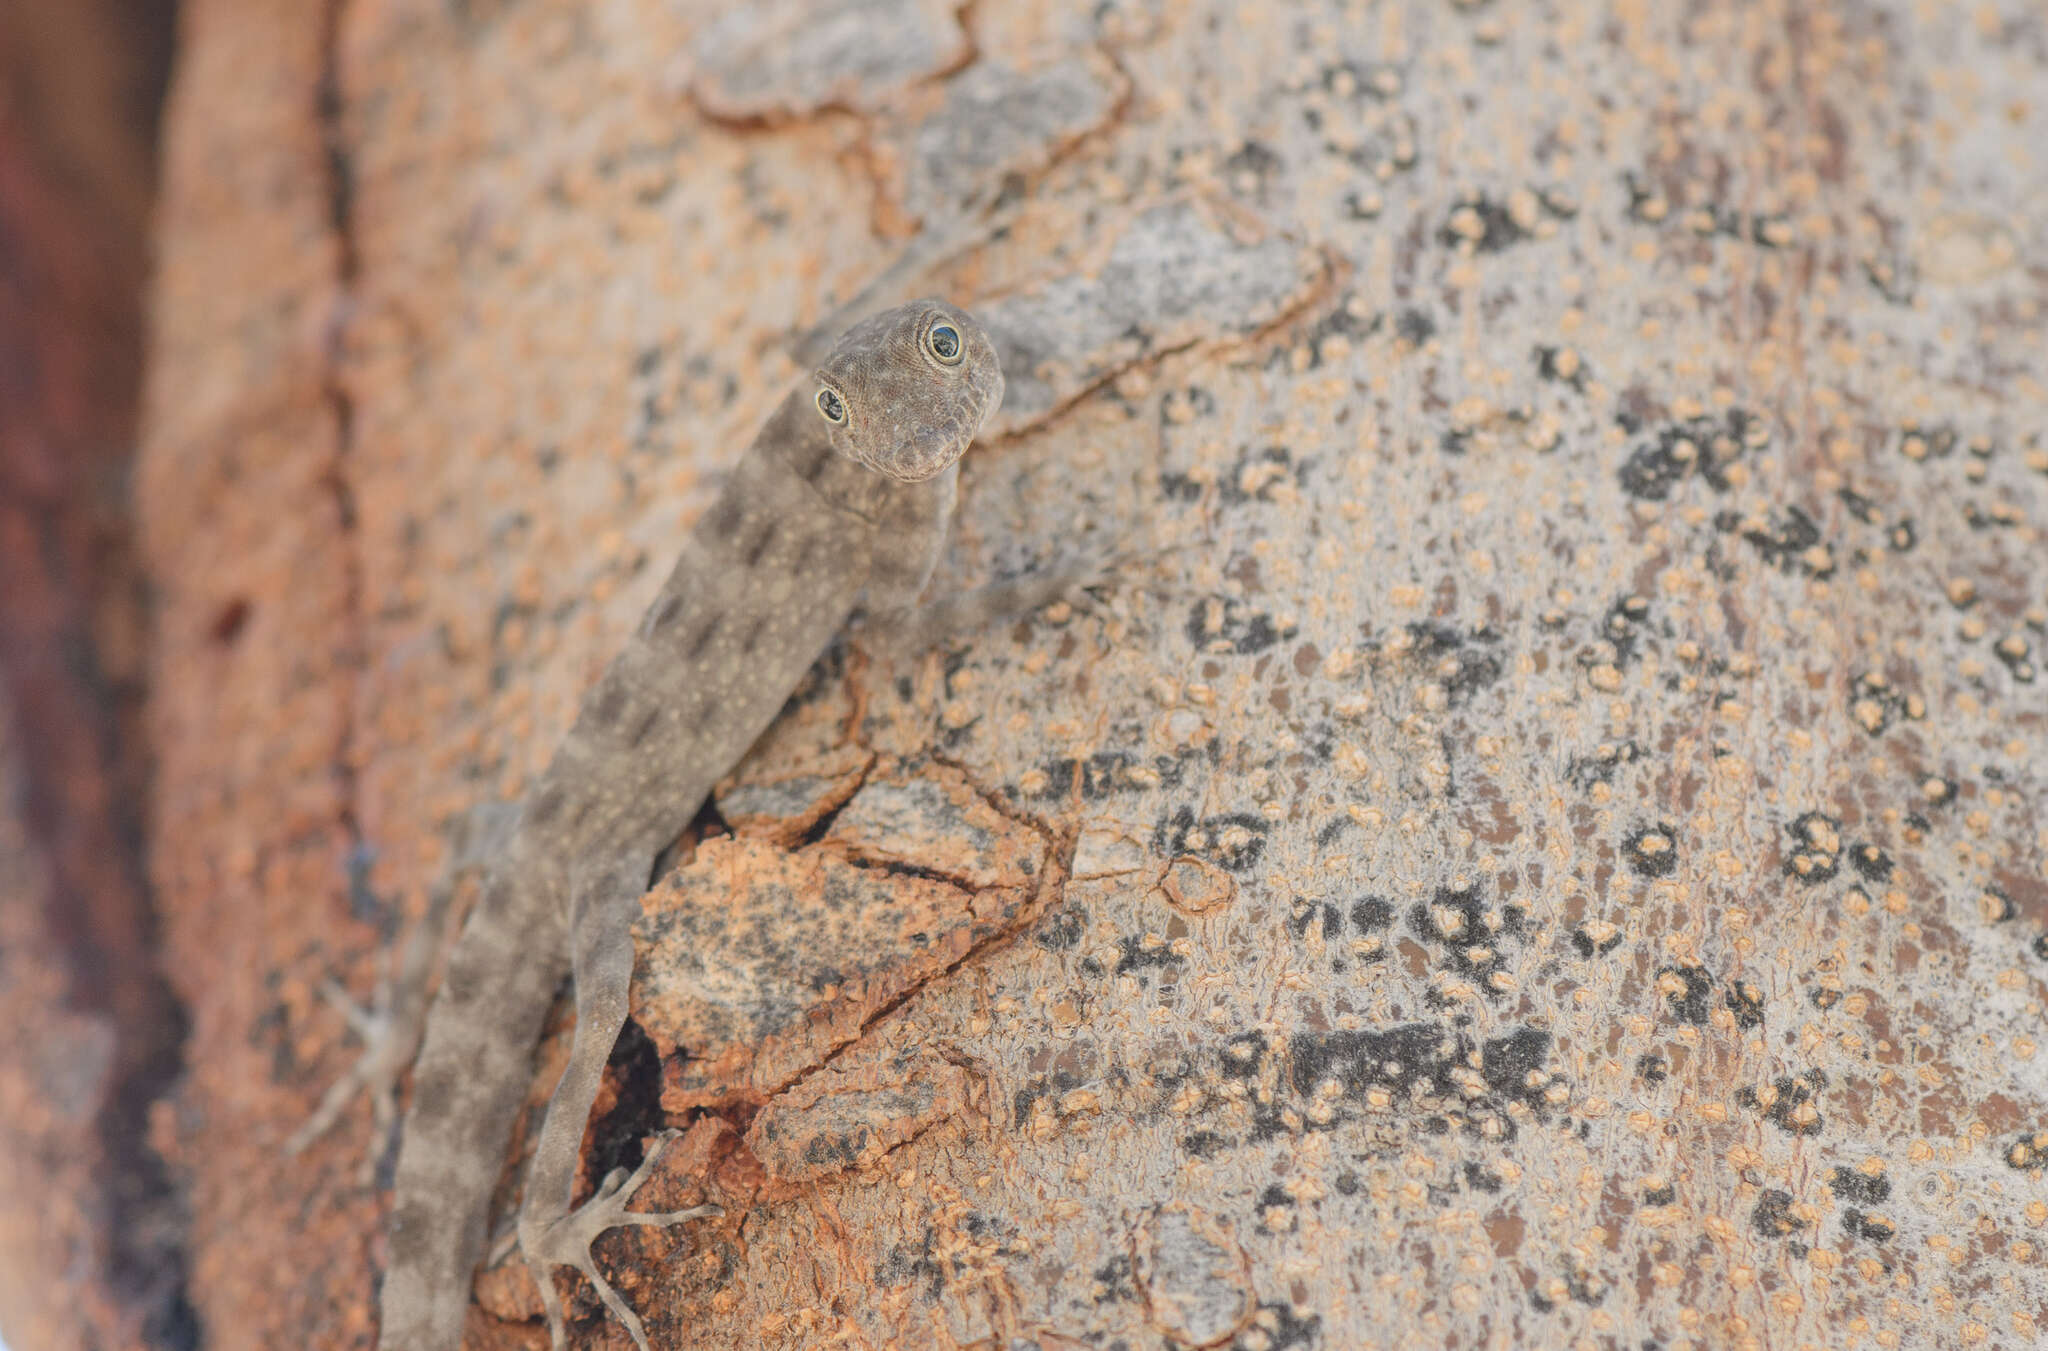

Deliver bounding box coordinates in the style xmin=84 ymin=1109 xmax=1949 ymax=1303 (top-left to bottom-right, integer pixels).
xmin=0 ymin=2 xmax=197 ymax=1345
xmin=316 ymin=0 xmax=371 ymax=880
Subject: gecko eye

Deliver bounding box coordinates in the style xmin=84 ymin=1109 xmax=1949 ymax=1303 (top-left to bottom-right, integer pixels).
xmin=924 ymin=321 xmax=963 ymax=366
xmin=816 ymin=387 xmax=848 ymax=425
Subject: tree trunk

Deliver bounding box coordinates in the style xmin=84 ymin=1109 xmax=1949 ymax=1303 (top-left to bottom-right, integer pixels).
xmin=0 ymin=3 xmax=184 ymax=1347
xmin=131 ymin=1 xmax=2047 ymax=1349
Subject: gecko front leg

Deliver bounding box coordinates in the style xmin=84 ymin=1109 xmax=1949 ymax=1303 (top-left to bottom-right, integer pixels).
xmin=517 ymin=859 xmax=719 ymax=1351
xmin=287 ymin=804 xmax=517 ymax=1178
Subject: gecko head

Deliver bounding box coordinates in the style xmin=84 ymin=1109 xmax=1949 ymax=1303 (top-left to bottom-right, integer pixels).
xmin=812 ymin=298 xmax=1005 ymax=482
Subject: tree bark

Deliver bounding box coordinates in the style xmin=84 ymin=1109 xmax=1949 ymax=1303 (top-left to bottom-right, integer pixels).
xmin=0 ymin=3 xmax=185 ymax=1347
xmin=132 ymin=1 xmax=2047 ymax=1349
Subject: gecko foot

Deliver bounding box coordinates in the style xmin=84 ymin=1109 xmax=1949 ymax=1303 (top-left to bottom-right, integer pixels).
xmin=282 ymin=974 xmax=412 ymax=1178
xmin=521 ymin=1131 xmax=723 ymax=1351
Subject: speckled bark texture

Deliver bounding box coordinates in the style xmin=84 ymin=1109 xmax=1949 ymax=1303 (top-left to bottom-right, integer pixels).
xmin=142 ymin=2 xmax=2046 ymax=1349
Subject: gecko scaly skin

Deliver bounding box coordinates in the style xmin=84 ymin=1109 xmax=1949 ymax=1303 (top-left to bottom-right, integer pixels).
xmin=375 ymin=300 xmax=1004 ymax=1351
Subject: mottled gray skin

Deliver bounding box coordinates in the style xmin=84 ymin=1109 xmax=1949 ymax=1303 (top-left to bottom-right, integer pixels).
xmin=377 ymin=300 xmax=1004 ymax=1351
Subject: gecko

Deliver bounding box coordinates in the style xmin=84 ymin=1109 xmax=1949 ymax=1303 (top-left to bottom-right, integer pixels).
xmin=368 ymin=299 xmax=1006 ymax=1351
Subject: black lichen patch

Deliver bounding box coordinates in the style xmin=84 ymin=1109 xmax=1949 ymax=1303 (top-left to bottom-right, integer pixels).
xmin=1222 ymin=140 xmax=1285 ymax=199
xmin=1286 ymin=1022 xmax=1559 ymax=1142
xmin=1961 ymin=499 xmax=2025 ymax=533
xmin=1153 ymin=806 xmax=1270 ymax=872
xmin=1842 ymin=1209 xmax=1895 ymax=1243
xmin=1228 ymin=1302 xmax=1321 ymax=1351
xmin=2003 ymin=1129 xmax=2048 ymax=1171
xmin=1751 ymin=1189 xmax=1804 ymax=1239
xmin=1288 ymin=898 xmax=1346 ymax=941
xmin=1407 ymin=886 xmax=1529 ymax=996
xmin=1863 ymin=251 xmax=1917 ymax=304
xmin=1602 ymin=595 xmax=1653 ymax=666
xmin=1622 ymin=821 xmax=1679 ymax=878
xmin=1255 ymin=1184 xmax=1299 ymax=1232
xmin=1185 ymin=596 xmax=1298 ymax=655
xmin=1034 ymin=904 xmax=1087 ymax=950
xmin=1642 ymin=1181 xmax=1675 ymax=1206
xmin=1737 ymin=1069 xmax=1827 ymax=1137
xmin=1436 ymin=193 xmax=1533 ymax=253
xmin=1616 ymin=409 xmax=1764 ymax=501
xmin=1350 ymin=897 xmax=1395 ymax=931
xmin=1748 ymin=213 xmax=1794 ymax=247
xmin=1570 ymin=923 xmax=1623 ymax=958
xmin=1723 ymin=504 xmax=1833 ymax=577
xmin=1837 ymin=485 xmax=1882 ymax=524
xmin=1849 ymin=842 xmax=1894 ymax=882
xmin=1029 ymin=749 xmax=1190 ymax=800
xmin=1622 ymin=172 xmax=1666 ymax=224
xmin=1395 ymin=307 xmax=1435 ymax=344
xmin=1535 ymin=344 xmax=1590 ymax=391
xmin=1848 ymin=672 xmax=1917 ymax=737
xmin=1564 ymin=739 xmax=1643 ymax=791
xmin=1560 ymin=1265 xmax=1609 ymax=1307
xmin=1113 ymin=934 xmax=1186 ymax=979
xmin=1089 ymin=1253 xmax=1137 ymax=1304
xmin=1895 ymin=421 xmax=1959 ymax=462
xmin=1307 ymin=99 xmax=1419 ymax=183
xmin=876 ymin=1226 xmax=947 ymax=1301
xmin=1220 ymin=1031 xmax=1269 ymax=1082
xmin=1011 ymin=1070 xmax=1085 ymax=1128
xmin=1317 ymin=60 xmax=1405 ymax=102
xmin=1684 ymin=201 xmax=1744 ymax=236
xmin=1635 ymin=1053 xmax=1667 ymax=1084
xmin=1398 ymin=623 xmax=1504 ymax=706
xmin=1626 ymin=186 xmax=1773 ymax=242
xmin=1657 ymin=965 xmax=1715 ymax=1025
xmin=1782 ymin=812 xmax=1843 ymax=884
xmin=1462 ymin=1160 xmax=1503 ymax=1193
xmin=1157 ymin=383 xmax=1217 ymax=428
xmin=1299 ymin=298 xmax=1383 ymax=369
xmin=1994 ymin=633 xmax=2038 ymax=683
xmin=1286 ymin=896 xmax=1389 ymax=972
xmin=1725 ymin=980 xmax=1766 ymax=1031
xmin=1827 ymin=1166 xmax=1891 ymax=1206
xmin=1211 ymin=443 xmax=1313 ymax=505
xmin=1205 ymin=1031 xmax=1289 ymax=1144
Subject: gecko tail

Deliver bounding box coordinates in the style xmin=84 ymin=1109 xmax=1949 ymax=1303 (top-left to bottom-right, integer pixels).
xmin=377 ymin=877 xmax=566 ymax=1351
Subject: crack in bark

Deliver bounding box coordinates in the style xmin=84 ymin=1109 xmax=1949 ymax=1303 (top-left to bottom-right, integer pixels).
xmin=315 ymin=0 xmax=371 ymax=890
xmin=735 ymin=751 xmax=1071 ymax=1125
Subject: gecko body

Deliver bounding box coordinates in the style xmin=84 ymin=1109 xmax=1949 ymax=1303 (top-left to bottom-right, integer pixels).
xmin=376 ymin=301 xmax=1004 ymax=1351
